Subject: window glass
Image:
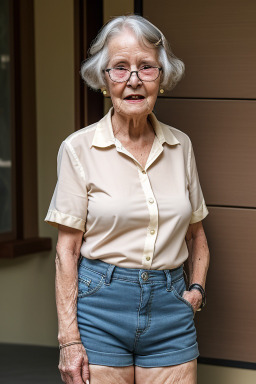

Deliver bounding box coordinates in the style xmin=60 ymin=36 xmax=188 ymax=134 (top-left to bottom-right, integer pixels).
xmin=0 ymin=0 xmax=12 ymax=233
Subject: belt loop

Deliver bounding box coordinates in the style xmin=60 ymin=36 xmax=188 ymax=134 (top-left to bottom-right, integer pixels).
xmin=164 ymin=270 xmax=172 ymax=291
xmin=105 ymin=264 xmax=115 ymax=286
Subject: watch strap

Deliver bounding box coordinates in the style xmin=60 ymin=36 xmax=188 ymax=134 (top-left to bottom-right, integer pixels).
xmin=188 ymin=283 xmax=206 ymax=309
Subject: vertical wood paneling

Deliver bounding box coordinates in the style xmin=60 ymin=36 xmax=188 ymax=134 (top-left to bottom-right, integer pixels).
xmin=154 ymin=99 xmax=256 ymax=207
xmin=144 ymin=0 xmax=256 ymax=98
xmin=196 ymin=207 xmax=256 ymax=362
xmin=144 ymin=0 xmax=256 ymax=364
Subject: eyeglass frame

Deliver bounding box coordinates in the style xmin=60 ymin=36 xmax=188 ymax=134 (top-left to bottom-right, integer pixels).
xmin=104 ymin=66 xmax=162 ymax=83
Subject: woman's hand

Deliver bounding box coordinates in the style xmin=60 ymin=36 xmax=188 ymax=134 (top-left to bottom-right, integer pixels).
xmin=185 ymin=221 xmax=210 ymax=314
xmin=56 ymin=225 xmax=87 ymax=383
xmin=59 ymin=343 xmax=89 ymax=384
xmin=182 ymin=289 xmax=202 ymax=314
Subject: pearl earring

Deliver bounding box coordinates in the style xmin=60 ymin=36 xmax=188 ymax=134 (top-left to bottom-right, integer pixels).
xmin=159 ymin=88 xmax=164 ymax=94
xmin=101 ymin=88 xmax=107 ymax=96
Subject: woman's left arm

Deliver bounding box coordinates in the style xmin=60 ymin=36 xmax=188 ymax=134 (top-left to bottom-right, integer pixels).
xmin=183 ymin=221 xmax=210 ymax=312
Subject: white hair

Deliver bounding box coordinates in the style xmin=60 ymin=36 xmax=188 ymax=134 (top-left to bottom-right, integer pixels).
xmin=81 ymin=15 xmax=184 ymax=91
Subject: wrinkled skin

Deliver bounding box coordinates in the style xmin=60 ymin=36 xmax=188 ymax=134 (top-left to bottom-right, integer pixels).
xmin=55 ymin=27 xmax=209 ymax=384
xmin=59 ymin=344 xmax=89 ymax=384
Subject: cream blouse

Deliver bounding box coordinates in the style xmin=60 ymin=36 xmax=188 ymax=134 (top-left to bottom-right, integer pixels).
xmin=45 ymin=108 xmax=208 ymax=270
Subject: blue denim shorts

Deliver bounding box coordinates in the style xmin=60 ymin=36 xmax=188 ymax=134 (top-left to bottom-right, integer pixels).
xmin=77 ymin=257 xmax=199 ymax=368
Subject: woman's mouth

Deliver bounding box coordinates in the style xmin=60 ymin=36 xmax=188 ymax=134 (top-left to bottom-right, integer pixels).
xmin=124 ymin=94 xmax=145 ymax=102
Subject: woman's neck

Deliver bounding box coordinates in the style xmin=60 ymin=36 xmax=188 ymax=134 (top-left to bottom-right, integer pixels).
xmin=111 ymin=111 xmax=154 ymax=142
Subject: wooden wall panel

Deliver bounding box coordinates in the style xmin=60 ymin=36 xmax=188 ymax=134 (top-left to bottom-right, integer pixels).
xmin=144 ymin=0 xmax=256 ymax=98
xmin=144 ymin=0 xmax=256 ymax=366
xmin=195 ymin=207 xmax=256 ymax=362
xmin=154 ymin=99 xmax=256 ymax=208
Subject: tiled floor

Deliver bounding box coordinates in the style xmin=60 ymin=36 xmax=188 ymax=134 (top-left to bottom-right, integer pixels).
xmin=2 ymin=344 xmax=255 ymax=384
xmin=0 ymin=343 xmax=62 ymax=383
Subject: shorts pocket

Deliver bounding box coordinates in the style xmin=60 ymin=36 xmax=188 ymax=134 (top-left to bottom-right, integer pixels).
xmin=171 ymin=276 xmax=194 ymax=314
xmin=78 ymin=266 xmax=104 ymax=298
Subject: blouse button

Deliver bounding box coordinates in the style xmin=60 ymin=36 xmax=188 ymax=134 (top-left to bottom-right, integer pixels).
xmin=148 ymin=198 xmax=154 ymax=204
xmin=150 ymin=229 xmax=155 ymax=235
xmin=146 ymin=256 xmax=151 ymax=261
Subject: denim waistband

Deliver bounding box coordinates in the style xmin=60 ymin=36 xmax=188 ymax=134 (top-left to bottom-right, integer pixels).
xmin=78 ymin=256 xmax=184 ymax=286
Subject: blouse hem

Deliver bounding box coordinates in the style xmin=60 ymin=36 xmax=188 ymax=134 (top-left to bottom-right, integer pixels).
xmin=190 ymin=200 xmax=209 ymax=224
xmin=45 ymin=209 xmax=85 ymax=232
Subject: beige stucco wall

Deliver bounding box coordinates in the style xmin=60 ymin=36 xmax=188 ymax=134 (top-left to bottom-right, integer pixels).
xmin=0 ymin=0 xmax=255 ymax=382
xmin=104 ymin=0 xmax=134 ymax=23
xmin=0 ymin=0 xmax=75 ymax=347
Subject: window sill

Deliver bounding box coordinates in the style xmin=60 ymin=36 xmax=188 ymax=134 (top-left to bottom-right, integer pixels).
xmin=0 ymin=237 xmax=52 ymax=258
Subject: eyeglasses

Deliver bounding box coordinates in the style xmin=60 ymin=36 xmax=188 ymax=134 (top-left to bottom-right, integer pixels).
xmin=105 ymin=66 xmax=162 ymax=83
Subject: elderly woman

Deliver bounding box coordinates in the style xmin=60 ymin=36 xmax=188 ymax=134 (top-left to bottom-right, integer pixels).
xmin=45 ymin=15 xmax=209 ymax=384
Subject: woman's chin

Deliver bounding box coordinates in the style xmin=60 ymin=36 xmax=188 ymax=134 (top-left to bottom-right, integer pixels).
xmin=115 ymin=99 xmax=153 ymax=117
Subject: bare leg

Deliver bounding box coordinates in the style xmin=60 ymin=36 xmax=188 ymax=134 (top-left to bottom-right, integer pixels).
xmin=135 ymin=359 xmax=197 ymax=384
xmin=89 ymin=364 xmax=135 ymax=384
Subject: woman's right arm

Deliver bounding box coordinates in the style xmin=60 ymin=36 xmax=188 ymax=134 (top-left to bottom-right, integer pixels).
xmin=56 ymin=224 xmax=89 ymax=384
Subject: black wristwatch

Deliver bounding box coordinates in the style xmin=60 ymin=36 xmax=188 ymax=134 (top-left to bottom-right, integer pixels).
xmin=188 ymin=283 xmax=206 ymax=310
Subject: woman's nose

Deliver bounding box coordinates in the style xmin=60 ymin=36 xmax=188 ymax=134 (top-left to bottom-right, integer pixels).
xmin=127 ymin=71 xmax=142 ymax=87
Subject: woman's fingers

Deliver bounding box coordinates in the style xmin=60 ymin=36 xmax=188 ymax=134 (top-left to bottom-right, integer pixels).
xmin=59 ymin=344 xmax=90 ymax=383
xmin=81 ymin=352 xmax=90 ymax=383
xmin=59 ymin=365 xmax=85 ymax=384
xmin=60 ymin=366 xmax=88 ymax=384
xmin=182 ymin=290 xmax=202 ymax=313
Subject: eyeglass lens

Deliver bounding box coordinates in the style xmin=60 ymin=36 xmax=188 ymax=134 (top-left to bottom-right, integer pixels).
xmin=109 ymin=67 xmax=160 ymax=82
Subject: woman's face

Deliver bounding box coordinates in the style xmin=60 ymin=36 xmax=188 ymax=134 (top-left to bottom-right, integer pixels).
xmin=105 ymin=29 xmax=161 ymax=120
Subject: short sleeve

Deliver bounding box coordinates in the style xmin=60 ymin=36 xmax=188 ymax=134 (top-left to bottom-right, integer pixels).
xmin=188 ymin=141 xmax=209 ymax=224
xmin=45 ymin=141 xmax=88 ymax=231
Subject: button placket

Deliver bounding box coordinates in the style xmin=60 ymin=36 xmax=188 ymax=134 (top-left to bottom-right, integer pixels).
xmin=137 ymin=166 xmax=158 ymax=268
xmin=114 ymin=138 xmax=149 ymax=171
xmin=145 ymin=137 xmax=164 ymax=170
